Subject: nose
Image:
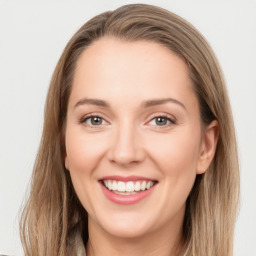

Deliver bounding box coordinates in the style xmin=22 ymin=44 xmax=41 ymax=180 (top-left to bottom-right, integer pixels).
xmin=107 ymin=122 xmax=146 ymax=166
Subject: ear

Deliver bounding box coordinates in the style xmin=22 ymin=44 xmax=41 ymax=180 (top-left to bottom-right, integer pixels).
xmin=196 ymin=120 xmax=219 ymax=174
xmin=65 ymin=156 xmax=70 ymax=171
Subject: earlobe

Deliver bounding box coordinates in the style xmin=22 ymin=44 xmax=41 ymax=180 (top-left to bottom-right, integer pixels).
xmin=196 ymin=120 xmax=219 ymax=174
xmin=65 ymin=157 xmax=69 ymax=171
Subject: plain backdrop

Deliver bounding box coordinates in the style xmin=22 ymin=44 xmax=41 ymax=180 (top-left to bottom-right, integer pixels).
xmin=0 ymin=1 xmax=255 ymax=255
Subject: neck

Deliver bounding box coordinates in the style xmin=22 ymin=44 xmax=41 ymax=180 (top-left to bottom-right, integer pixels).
xmin=86 ymin=215 xmax=185 ymax=256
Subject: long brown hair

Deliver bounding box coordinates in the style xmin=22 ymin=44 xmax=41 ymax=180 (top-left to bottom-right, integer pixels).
xmin=20 ymin=4 xmax=239 ymax=256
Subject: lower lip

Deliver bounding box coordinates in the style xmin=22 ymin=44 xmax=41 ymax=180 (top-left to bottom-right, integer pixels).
xmin=100 ymin=182 xmax=156 ymax=205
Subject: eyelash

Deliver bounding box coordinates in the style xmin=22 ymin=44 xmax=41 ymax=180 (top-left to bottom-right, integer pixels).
xmin=79 ymin=113 xmax=176 ymax=129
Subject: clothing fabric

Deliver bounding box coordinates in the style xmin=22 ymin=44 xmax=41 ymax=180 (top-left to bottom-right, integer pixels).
xmin=75 ymin=232 xmax=86 ymax=256
xmin=74 ymin=232 xmax=189 ymax=256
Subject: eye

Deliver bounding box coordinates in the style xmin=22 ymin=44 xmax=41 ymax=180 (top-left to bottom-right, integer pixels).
xmin=81 ymin=115 xmax=107 ymax=126
xmin=148 ymin=115 xmax=175 ymax=127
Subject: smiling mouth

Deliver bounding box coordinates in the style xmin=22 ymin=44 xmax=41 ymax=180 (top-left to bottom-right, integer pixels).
xmin=101 ymin=180 xmax=157 ymax=195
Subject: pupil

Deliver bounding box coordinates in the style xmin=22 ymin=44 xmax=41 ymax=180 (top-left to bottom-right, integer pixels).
xmin=92 ymin=117 xmax=102 ymax=125
xmin=156 ymin=117 xmax=167 ymax=125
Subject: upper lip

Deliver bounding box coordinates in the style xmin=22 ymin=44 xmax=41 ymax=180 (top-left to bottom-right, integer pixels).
xmin=99 ymin=175 xmax=157 ymax=182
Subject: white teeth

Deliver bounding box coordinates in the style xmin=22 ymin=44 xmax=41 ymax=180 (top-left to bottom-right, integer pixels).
xmin=126 ymin=181 xmax=134 ymax=192
xmin=107 ymin=180 xmax=112 ymax=190
xmin=103 ymin=180 xmax=155 ymax=192
xmin=141 ymin=181 xmax=146 ymax=191
xmin=134 ymin=181 xmax=140 ymax=191
xmin=117 ymin=181 xmax=126 ymax=192
xmin=114 ymin=191 xmax=137 ymax=195
xmin=112 ymin=180 xmax=118 ymax=190
xmin=103 ymin=180 xmax=108 ymax=189
xmin=146 ymin=181 xmax=153 ymax=189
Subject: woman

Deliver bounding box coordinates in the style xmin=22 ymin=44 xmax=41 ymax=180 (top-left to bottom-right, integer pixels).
xmin=19 ymin=4 xmax=239 ymax=256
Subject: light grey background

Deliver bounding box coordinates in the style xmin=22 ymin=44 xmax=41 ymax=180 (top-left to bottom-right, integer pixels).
xmin=0 ymin=1 xmax=255 ymax=255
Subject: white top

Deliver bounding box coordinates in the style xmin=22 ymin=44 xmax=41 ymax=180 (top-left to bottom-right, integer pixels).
xmin=75 ymin=232 xmax=86 ymax=256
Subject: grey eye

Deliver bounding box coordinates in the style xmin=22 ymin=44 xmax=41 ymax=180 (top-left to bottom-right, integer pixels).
xmin=155 ymin=117 xmax=168 ymax=126
xmin=149 ymin=116 xmax=171 ymax=126
xmin=85 ymin=116 xmax=106 ymax=125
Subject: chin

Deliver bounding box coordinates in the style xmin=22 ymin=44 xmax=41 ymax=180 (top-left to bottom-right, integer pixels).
xmin=92 ymin=210 xmax=156 ymax=239
xmin=102 ymin=223 xmax=151 ymax=239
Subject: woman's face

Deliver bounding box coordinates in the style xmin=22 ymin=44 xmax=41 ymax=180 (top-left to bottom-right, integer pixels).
xmin=65 ymin=37 xmax=214 ymax=239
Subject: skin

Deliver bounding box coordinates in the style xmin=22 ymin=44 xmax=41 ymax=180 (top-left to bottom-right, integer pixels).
xmin=65 ymin=37 xmax=218 ymax=256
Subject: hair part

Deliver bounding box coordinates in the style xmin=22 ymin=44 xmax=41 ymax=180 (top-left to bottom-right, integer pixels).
xmin=20 ymin=4 xmax=239 ymax=256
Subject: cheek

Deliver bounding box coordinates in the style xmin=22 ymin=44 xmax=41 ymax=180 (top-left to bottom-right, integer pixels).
xmin=146 ymin=126 xmax=201 ymax=185
xmin=146 ymin=127 xmax=201 ymax=216
xmin=65 ymin=127 xmax=109 ymax=214
xmin=149 ymin=129 xmax=200 ymax=175
xmin=65 ymin=127 xmax=107 ymax=174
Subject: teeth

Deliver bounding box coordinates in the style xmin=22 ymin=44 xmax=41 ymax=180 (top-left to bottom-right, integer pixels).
xmin=126 ymin=181 xmax=134 ymax=192
xmin=146 ymin=181 xmax=153 ymax=189
xmin=114 ymin=191 xmax=137 ymax=195
xmin=107 ymin=180 xmax=112 ymax=190
xmin=103 ymin=180 xmax=155 ymax=193
xmin=117 ymin=181 xmax=126 ymax=192
xmin=141 ymin=181 xmax=146 ymax=191
xmin=112 ymin=180 xmax=118 ymax=190
xmin=134 ymin=181 xmax=140 ymax=191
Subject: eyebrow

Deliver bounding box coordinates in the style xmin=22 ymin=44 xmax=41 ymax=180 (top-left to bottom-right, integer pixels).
xmin=74 ymin=97 xmax=186 ymax=110
xmin=142 ymin=98 xmax=186 ymax=110
xmin=74 ymin=98 xmax=110 ymax=109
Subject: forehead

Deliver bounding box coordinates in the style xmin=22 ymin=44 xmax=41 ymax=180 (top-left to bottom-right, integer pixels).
xmin=70 ymin=37 xmax=198 ymax=111
xmin=75 ymin=37 xmax=190 ymax=82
